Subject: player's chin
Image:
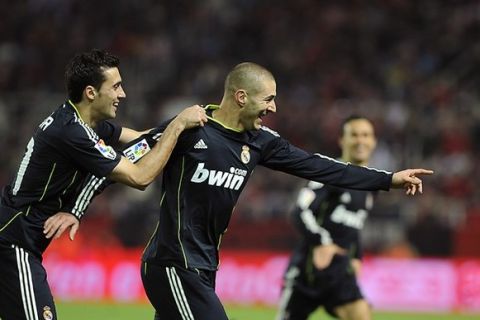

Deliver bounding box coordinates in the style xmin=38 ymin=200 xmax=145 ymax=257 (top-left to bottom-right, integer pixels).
xmin=253 ymin=119 xmax=263 ymax=129
xmin=353 ymin=154 xmax=369 ymax=163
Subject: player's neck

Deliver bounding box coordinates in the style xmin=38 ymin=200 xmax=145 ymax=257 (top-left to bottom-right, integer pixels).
xmin=71 ymin=101 xmax=98 ymax=128
xmin=213 ymin=101 xmax=245 ymax=132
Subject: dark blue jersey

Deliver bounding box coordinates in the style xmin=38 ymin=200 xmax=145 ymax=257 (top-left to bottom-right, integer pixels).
xmin=0 ymin=101 xmax=121 ymax=257
xmin=141 ymin=105 xmax=391 ymax=270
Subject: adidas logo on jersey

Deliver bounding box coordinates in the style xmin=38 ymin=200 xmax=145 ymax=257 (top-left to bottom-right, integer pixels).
xmin=194 ymin=139 xmax=208 ymax=149
xmin=191 ymin=163 xmax=247 ymax=190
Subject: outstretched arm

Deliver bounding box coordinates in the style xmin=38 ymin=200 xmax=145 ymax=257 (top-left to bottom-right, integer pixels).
xmin=260 ymin=135 xmax=433 ymax=194
xmin=119 ymin=127 xmax=152 ymax=144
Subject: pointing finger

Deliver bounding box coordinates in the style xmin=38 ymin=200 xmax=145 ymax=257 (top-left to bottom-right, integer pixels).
xmin=411 ymin=169 xmax=434 ymax=176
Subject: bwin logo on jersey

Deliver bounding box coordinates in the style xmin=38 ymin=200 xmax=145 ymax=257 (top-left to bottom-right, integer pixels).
xmin=330 ymin=205 xmax=368 ymax=229
xmin=191 ymin=163 xmax=247 ymax=190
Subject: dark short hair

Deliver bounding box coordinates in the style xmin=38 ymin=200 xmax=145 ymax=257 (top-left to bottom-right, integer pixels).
xmin=65 ymin=49 xmax=120 ymax=103
xmin=340 ymin=115 xmax=373 ymax=136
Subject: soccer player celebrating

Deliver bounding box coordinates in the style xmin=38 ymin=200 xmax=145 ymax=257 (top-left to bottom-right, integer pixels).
xmin=277 ymin=116 xmax=383 ymax=320
xmin=0 ymin=49 xmax=206 ymax=320
xmin=133 ymin=63 xmax=432 ymax=320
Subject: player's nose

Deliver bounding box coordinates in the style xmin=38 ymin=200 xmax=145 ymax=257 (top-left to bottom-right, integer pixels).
xmin=267 ymin=101 xmax=276 ymax=113
xmin=119 ymin=86 xmax=127 ymax=99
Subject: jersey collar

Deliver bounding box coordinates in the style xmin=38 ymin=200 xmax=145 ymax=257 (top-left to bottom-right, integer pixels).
xmin=67 ymin=100 xmax=85 ymax=122
xmin=205 ymin=104 xmax=243 ymax=133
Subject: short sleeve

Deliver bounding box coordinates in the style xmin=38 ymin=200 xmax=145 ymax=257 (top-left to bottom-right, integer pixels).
xmin=95 ymin=120 xmax=121 ymax=145
xmin=59 ymin=122 xmax=121 ymax=177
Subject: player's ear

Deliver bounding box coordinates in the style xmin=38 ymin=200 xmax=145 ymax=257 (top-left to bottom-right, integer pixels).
xmin=84 ymin=85 xmax=97 ymax=101
xmin=234 ymin=89 xmax=247 ymax=107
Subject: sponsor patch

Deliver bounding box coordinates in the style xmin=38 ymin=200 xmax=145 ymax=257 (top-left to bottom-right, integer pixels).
xmin=123 ymin=139 xmax=151 ymax=163
xmin=191 ymin=162 xmax=247 ymax=190
xmin=94 ymin=139 xmax=117 ymax=160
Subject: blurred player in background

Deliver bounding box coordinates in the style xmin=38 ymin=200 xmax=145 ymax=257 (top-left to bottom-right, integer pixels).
xmin=119 ymin=63 xmax=431 ymax=320
xmin=0 ymin=49 xmax=206 ymax=320
xmin=276 ymin=116 xmax=380 ymax=320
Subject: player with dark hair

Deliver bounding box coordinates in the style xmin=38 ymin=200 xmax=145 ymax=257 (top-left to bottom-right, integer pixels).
xmin=93 ymin=62 xmax=429 ymax=320
xmin=277 ymin=115 xmax=381 ymax=320
xmin=0 ymin=49 xmax=206 ymax=320
xmin=49 ymin=62 xmax=431 ymax=320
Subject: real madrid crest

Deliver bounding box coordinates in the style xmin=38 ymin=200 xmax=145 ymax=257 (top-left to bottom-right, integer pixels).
xmin=43 ymin=306 xmax=53 ymax=320
xmin=241 ymin=145 xmax=250 ymax=164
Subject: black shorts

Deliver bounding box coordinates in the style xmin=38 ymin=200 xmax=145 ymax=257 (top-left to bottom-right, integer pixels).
xmin=0 ymin=240 xmax=56 ymax=320
xmin=141 ymin=262 xmax=228 ymax=320
xmin=277 ymin=255 xmax=364 ymax=320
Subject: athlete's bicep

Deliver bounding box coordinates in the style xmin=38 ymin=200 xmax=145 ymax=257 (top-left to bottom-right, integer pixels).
xmin=119 ymin=127 xmax=152 ymax=144
xmin=107 ymin=127 xmax=167 ymax=189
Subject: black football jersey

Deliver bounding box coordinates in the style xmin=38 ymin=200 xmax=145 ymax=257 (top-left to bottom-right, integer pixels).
xmin=64 ymin=104 xmax=392 ymax=271
xmin=0 ymin=101 xmax=121 ymax=256
xmin=141 ymin=105 xmax=391 ymax=270
xmin=293 ymin=180 xmax=375 ymax=261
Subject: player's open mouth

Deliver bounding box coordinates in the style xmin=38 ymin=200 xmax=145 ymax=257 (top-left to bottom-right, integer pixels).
xmin=258 ymin=110 xmax=268 ymax=119
xmin=354 ymin=145 xmax=368 ymax=153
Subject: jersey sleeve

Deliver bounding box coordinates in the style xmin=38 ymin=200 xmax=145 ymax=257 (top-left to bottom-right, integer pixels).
xmin=260 ymin=135 xmax=392 ymax=191
xmin=59 ymin=123 xmax=121 ymax=178
xmin=61 ymin=125 xmax=166 ymax=220
xmin=95 ymin=120 xmax=122 ymax=145
xmin=62 ymin=175 xmax=111 ymax=220
xmin=292 ymin=181 xmax=334 ymax=246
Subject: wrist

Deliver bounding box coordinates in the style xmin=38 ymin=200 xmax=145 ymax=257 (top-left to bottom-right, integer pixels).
xmin=171 ymin=117 xmax=187 ymax=132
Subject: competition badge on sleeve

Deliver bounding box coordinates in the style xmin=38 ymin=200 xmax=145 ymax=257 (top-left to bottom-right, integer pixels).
xmin=123 ymin=139 xmax=151 ymax=163
xmin=94 ymin=139 xmax=117 ymax=160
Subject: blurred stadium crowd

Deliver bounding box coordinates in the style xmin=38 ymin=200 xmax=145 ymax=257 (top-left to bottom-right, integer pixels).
xmin=0 ymin=0 xmax=479 ymax=257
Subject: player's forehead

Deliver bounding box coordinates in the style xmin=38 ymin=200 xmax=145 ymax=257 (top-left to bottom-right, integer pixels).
xmin=257 ymin=78 xmax=276 ymax=97
xmin=100 ymin=67 xmax=122 ymax=86
xmin=344 ymin=119 xmax=374 ymax=134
